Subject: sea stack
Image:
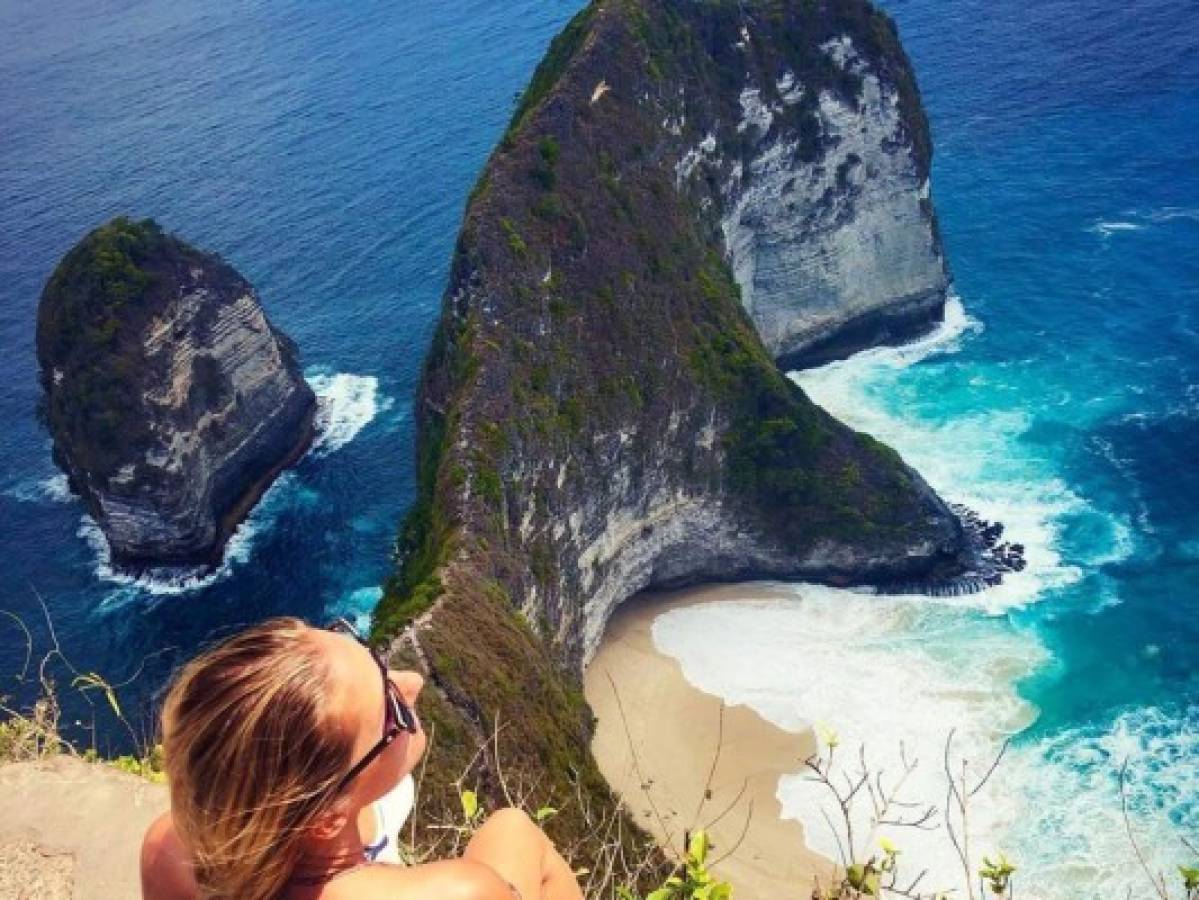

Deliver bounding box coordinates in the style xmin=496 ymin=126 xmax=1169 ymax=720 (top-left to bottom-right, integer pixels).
xmin=36 ymin=217 xmax=315 ymax=569
xmin=371 ymin=0 xmax=970 ymax=864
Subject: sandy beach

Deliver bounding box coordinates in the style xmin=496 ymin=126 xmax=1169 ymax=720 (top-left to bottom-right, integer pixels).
xmin=584 ymin=583 xmax=833 ymax=900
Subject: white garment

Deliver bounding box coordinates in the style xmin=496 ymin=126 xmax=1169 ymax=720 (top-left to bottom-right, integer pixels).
xmin=362 ymin=774 xmax=415 ymax=865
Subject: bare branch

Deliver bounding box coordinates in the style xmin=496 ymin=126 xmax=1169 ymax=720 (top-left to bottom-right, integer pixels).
xmin=1118 ymin=758 xmax=1170 ymax=900
xmin=691 ymin=700 xmax=725 ymax=826
xmin=0 ymin=609 xmax=33 ymax=681
xmin=602 ymin=668 xmax=681 ymax=861
xmin=969 ymin=736 xmax=1010 ymax=797
xmin=710 ymin=798 xmax=754 ymax=868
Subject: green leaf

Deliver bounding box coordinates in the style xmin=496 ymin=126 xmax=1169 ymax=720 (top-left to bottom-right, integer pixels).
xmin=688 ymin=829 xmax=710 ymax=866
xmin=846 ymin=864 xmax=866 ymax=889
xmin=72 ymin=672 xmax=123 ymax=720
xmin=696 ymin=883 xmax=733 ymax=900
xmin=1180 ymin=865 xmax=1199 ymax=890
xmin=534 ymin=806 xmax=558 ymax=824
xmin=459 ymin=789 xmax=479 ymax=822
xmin=846 ymin=863 xmax=881 ymax=896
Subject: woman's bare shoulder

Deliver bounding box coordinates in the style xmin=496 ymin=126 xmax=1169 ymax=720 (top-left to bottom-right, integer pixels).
xmin=140 ymin=811 xmax=199 ymax=900
xmin=139 ymin=812 xmax=517 ymax=900
xmin=326 ymin=859 xmax=517 ymax=900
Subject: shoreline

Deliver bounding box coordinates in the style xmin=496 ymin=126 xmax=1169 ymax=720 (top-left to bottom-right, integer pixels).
xmin=584 ymin=584 xmax=834 ymax=900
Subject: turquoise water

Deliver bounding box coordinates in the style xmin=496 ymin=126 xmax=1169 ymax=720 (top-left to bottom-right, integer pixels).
xmin=0 ymin=0 xmax=1196 ymax=893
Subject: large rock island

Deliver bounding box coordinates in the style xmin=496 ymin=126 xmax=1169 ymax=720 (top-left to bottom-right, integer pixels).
xmin=36 ymin=217 xmax=315 ymax=569
xmin=374 ymin=0 xmax=975 ymax=875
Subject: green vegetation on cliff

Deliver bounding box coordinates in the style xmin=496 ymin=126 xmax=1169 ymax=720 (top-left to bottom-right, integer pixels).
xmin=37 ymin=217 xmax=166 ymax=478
xmin=36 ymin=217 xmax=245 ymax=482
xmin=509 ymin=3 xmax=599 ymax=134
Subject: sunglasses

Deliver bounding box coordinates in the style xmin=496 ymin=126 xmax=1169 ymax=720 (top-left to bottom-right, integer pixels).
xmin=325 ymin=618 xmax=419 ymax=794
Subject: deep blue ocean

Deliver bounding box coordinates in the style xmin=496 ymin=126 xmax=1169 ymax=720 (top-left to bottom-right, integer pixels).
xmin=1 ymin=0 xmax=1196 ymax=895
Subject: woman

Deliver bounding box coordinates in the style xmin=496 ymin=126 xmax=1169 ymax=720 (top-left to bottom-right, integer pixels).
xmin=140 ymin=617 xmax=584 ymax=900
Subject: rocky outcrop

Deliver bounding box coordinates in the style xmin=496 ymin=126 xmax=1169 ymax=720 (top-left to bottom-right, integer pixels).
xmin=371 ymin=0 xmax=973 ymax=874
xmin=36 ymin=218 xmax=315 ymax=569
xmin=709 ymin=34 xmax=951 ymax=368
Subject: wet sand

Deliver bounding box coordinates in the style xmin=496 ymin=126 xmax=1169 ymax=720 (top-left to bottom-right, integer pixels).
xmin=584 ymin=583 xmax=835 ymax=900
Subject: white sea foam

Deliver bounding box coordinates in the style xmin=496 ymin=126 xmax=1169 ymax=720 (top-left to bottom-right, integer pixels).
xmin=307 ymin=371 xmax=393 ymax=457
xmin=1144 ymin=206 xmax=1199 ymax=225
xmin=325 ymin=586 xmax=380 ymax=634
xmin=653 ymin=593 xmax=1196 ymax=899
xmin=1090 ymin=220 xmax=1144 ymax=238
xmin=1090 ymin=206 xmax=1199 ymax=239
xmin=91 ymin=471 xmax=306 ymax=603
xmin=4 ymin=471 xmax=73 ymax=504
xmin=652 ymin=589 xmax=1047 ymax=894
xmin=39 ymin=472 xmax=72 ymax=502
xmin=998 ymin=706 xmax=1199 ymax=898
xmin=789 ymin=295 xmax=1118 ymax=612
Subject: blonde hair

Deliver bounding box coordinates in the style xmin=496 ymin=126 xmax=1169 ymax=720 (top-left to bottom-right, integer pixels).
xmin=161 ymin=617 xmax=355 ymax=900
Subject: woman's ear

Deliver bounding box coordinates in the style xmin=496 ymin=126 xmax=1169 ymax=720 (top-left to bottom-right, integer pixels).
xmin=306 ymin=797 xmax=353 ymax=842
xmin=391 ymin=670 xmax=424 ymax=705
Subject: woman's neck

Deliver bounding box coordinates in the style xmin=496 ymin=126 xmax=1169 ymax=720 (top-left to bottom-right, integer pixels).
xmin=286 ymin=811 xmax=371 ymax=896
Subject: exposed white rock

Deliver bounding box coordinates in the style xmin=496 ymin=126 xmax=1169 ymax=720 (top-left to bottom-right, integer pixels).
xmin=776 ymin=70 xmax=804 ymax=105
xmin=737 ymin=86 xmax=774 ymax=135
xmin=675 ymin=132 xmax=718 ymax=186
xmin=719 ymin=34 xmax=949 ymax=365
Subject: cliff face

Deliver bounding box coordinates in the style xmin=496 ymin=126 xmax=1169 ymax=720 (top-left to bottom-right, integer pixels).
xmin=36 ymin=218 xmax=315 ymax=568
xmin=373 ymin=0 xmax=967 ymax=871
xmin=711 ymin=29 xmax=950 ymax=368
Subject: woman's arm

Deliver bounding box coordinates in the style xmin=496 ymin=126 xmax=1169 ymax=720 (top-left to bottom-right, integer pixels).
xmin=344 ymin=809 xmax=583 ymax=900
xmin=346 ymin=858 xmax=521 ymax=899
xmin=464 ymin=809 xmax=583 ymax=900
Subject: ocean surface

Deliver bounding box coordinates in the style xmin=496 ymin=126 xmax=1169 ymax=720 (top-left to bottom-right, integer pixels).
xmin=0 ymin=0 xmax=1196 ymax=896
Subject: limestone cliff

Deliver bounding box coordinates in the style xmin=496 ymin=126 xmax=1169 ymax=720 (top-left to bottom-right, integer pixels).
xmin=36 ymin=218 xmax=315 ymax=569
xmin=372 ymin=0 xmax=971 ymax=874
xmin=710 ymin=27 xmax=950 ymax=368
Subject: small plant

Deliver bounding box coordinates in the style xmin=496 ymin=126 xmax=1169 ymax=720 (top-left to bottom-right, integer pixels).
xmin=979 ymin=853 xmax=1015 ymax=897
xmin=111 ymin=744 xmax=166 ymax=782
xmin=620 ymin=830 xmax=732 ymax=900
xmin=1179 ymin=864 xmax=1199 ymax=900
xmin=805 ymin=728 xmax=1013 ymax=899
xmin=1 ymin=597 xmax=166 ymax=780
xmin=460 ymin=788 xmax=484 ymax=832
xmin=0 ymin=694 xmax=64 ymax=762
xmin=500 ymin=217 xmax=528 ymax=256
